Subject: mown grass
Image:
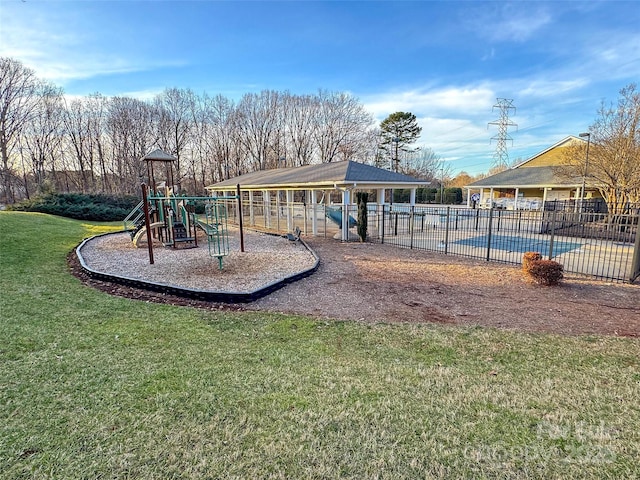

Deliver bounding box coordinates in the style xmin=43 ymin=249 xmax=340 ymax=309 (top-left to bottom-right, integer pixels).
xmin=1 ymin=211 xmax=639 ymax=479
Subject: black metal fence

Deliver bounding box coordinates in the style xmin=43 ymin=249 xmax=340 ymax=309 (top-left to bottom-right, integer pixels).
xmin=224 ymin=198 xmax=640 ymax=284
xmin=543 ymin=199 xmax=640 ymax=215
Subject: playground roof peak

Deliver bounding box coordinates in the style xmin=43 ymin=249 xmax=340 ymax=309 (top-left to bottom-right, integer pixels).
xmin=142 ymin=149 xmax=177 ymax=162
xmin=206 ymin=160 xmax=429 ymax=192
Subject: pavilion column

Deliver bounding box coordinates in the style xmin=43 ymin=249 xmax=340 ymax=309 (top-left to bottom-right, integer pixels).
xmin=489 ymin=188 xmax=494 ymax=207
xmin=410 ymin=188 xmax=416 ymax=206
xmin=248 ymin=190 xmax=255 ymax=226
xmin=263 ymin=190 xmax=271 ymax=229
xmin=542 ymin=187 xmax=549 ymax=211
xmin=310 ymin=189 xmax=318 ymax=236
xmin=275 ymin=190 xmax=281 ymax=231
xmin=514 ymin=188 xmax=519 ymax=210
xmin=341 ymin=189 xmax=351 ymax=241
xmin=377 ymin=188 xmax=386 ymax=237
xmin=286 ymin=190 xmax=294 ymax=232
xmin=466 ymin=188 xmax=471 ymax=207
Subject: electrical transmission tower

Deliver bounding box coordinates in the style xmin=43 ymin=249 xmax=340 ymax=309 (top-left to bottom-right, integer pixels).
xmin=488 ymin=98 xmax=517 ymax=169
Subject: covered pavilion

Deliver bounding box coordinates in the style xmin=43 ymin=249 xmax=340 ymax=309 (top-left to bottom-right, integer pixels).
xmin=206 ymin=160 xmax=428 ymax=240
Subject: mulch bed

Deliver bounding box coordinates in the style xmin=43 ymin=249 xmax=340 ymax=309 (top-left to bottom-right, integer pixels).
xmin=69 ymin=236 xmax=640 ymax=337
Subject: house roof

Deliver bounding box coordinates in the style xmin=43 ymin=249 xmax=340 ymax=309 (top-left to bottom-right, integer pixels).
xmin=467 ymin=166 xmax=583 ymax=188
xmin=206 ymin=160 xmax=429 ymax=192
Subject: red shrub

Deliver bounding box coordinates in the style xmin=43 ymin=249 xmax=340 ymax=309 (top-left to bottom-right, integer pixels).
xmin=524 ymin=259 xmax=564 ymax=286
xmin=522 ymin=251 xmax=542 ymax=272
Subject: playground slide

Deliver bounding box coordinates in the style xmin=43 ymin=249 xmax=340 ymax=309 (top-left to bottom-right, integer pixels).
xmin=326 ymin=207 xmax=358 ymax=229
xmin=132 ymin=222 xmax=165 ymax=248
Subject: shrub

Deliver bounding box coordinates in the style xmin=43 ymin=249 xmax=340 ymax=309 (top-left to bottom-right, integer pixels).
xmin=522 ymin=251 xmax=542 ymax=272
xmin=8 ymin=193 xmax=139 ymax=221
xmin=356 ymin=191 xmax=368 ymax=242
xmin=524 ymin=259 xmax=564 ymax=286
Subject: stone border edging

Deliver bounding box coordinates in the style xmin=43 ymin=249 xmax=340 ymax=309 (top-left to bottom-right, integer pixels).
xmin=75 ymin=231 xmax=320 ymax=303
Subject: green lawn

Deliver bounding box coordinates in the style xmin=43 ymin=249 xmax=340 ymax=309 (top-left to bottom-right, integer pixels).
xmin=1 ymin=211 xmax=639 ymax=479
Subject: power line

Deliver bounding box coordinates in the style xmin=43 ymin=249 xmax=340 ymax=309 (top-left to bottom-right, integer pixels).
xmin=488 ymin=98 xmax=517 ymax=169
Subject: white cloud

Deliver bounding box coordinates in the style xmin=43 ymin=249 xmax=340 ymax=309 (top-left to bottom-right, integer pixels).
xmin=362 ymin=85 xmax=495 ymax=119
xmin=464 ymin=3 xmax=553 ymax=43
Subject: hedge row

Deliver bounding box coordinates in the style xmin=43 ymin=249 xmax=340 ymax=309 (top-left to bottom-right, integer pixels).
xmin=8 ymin=193 xmax=140 ymax=221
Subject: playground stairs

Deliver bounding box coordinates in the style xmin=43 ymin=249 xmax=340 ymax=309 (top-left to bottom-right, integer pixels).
xmin=123 ymin=201 xmax=145 ymax=232
xmin=124 ymin=201 xmax=158 ymax=239
xmin=170 ymin=221 xmax=196 ymax=248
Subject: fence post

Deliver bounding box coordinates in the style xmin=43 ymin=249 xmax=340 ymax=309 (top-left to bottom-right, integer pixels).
xmin=236 ymin=184 xmax=245 ymax=253
xmin=548 ymin=209 xmax=557 ymax=259
xmin=486 ymin=207 xmax=494 ymax=261
xmin=475 ymin=208 xmax=480 ymax=231
xmin=410 ymin=205 xmax=415 ymax=249
xmin=381 ymin=204 xmax=386 ymax=244
xmin=323 ymin=204 xmax=327 ymax=239
xmin=629 ymin=221 xmax=640 ymax=282
xmin=444 ymin=206 xmax=450 ymax=254
xmin=141 ymin=183 xmax=154 ymax=265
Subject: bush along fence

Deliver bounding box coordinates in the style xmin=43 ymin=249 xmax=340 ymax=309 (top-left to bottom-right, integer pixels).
xmin=221 ymin=197 xmax=640 ymax=284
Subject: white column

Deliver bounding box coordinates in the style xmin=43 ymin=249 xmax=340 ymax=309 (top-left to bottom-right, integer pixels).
xmin=341 ymin=189 xmax=350 ymax=241
xmin=263 ymin=190 xmax=271 ymax=229
xmin=409 ymin=188 xmax=416 ymax=206
xmin=489 ymin=188 xmax=494 ymax=207
xmin=514 ymin=188 xmax=519 ymax=210
xmin=377 ymin=188 xmax=385 ymax=237
xmin=310 ymin=189 xmax=318 ymax=236
xmin=286 ymin=190 xmax=294 ymax=232
xmin=248 ymin=190 xmax=255 ymax=225
xmin=275 ymin=190 xmax=281 ymax=231
xmin=542 ymin=187 xmax=549 ymax=211
xmin=466 ymin=188 xmax=471 ymax=207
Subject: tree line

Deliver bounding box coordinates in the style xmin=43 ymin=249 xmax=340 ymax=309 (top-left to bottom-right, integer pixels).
xmin=1 ymin=57 xmax=448 ymax=204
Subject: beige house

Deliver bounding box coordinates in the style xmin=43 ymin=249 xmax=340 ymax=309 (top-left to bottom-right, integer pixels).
xmin=465 ymin=136 xmax=599 ymax=210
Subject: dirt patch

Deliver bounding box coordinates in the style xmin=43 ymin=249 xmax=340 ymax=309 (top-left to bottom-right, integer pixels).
xmin=69 ymin=236 xmax=640 ymax=337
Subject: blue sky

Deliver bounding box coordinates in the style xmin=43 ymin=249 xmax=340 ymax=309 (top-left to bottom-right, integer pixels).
xmin=1 ymin=0 xmax=639 ymax=175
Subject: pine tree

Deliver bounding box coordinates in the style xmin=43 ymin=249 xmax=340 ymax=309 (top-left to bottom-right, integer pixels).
xmin=378 ymin=112 xmax=422 ymax=172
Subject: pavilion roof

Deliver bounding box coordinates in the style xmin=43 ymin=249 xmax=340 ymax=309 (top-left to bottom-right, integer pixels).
xmin=142 ymin=149 xmax=177 ymax=162
xmin=206 ymin=160 xmax=429 ymax=192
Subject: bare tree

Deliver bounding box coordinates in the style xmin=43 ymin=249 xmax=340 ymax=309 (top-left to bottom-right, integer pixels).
xmin=106 ymin=96 xmax=155 ymax=194
xmin=404 ymin=147 xmax=447 ymax=181
xmin=154 ymin=88 xmax=196 ymax=192
xmin=234 ymin=90 xmax=283 ymax=171
xmin=282 ymin=93 xmax=316 ymax=167
xmin=205 ymin=94 xmax=239 ymax=181
xmin=63 ymin=97 xmax=94 ymax=192
xmin=563 ymin=83 xmax=640 ymax=213
xmin=18 ymin=83 xmax=65 ymax=197
xmin=313 ymin=90 xmax=374 ymax=163
xmin=0 ymin=57 xmax=41 ymax=202
xmin=0 ymin=57 xmax=388 ymax=197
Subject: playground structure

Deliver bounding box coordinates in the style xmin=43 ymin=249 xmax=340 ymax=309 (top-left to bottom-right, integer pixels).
xmin=123 ymin=193 xmax=232 ymax=269
xmin=123 ymin=149 xmax=237 ymax=269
